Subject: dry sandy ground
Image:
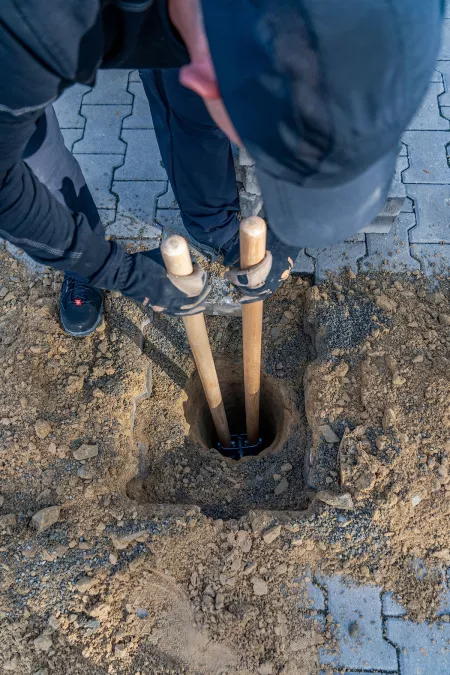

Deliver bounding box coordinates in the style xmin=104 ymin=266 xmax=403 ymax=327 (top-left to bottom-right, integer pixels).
xmin=0 ymin=245 xmax=449 ymax=674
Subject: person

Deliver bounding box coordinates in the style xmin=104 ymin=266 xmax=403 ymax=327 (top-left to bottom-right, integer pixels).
xmin=0 ymin=0 xmax=443 ymax=336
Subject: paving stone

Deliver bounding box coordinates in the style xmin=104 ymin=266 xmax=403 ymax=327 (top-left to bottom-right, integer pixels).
xmin=74 ymin=105 xmax=131 ymax=154
xmin=361 ymin=213 xmax=420 ymax=272
xmin=439 ymin=21 xmax=450 ymax=61
xmin=407 ymin=184 xmax=450 ymax=243
xmin=401 ymin=131 xmax=450 ymax=184
xmin=82 ymin=70 xmax=132 ymax=104
xmin=53 ymin=84 xmax=89 ymax=128
xmin=129 ymin=70 xmax=140 ymax=82
xmin=387 ymin=617 xmax=450 ymax=675
xmin=291 ymin=568 xmax=326 ymax=611
xmin=155 ymin=208 xmax=186 ymax=236
xmin=319 ymin=577 xmax=398 ymax=672
xmin=435 ymin=61 xmax=450 ymax=106
xmin=114 ymin=130 xmax=167 ymax=180
xmin=157 ymin=185 xmax=178 ymax=210
xmin=407 ymin=82 xmax=448 ymax=130
xmin=60 ymin=128 xmax=83 ymax=152
xmin=123 ymin=81 xmax=153 ymax=128
xmin=307 ymin=242 xmax=366 ymax=282
xmin=382 ymin=591 xmax=407 ymax=617
xmin=411 ymin=243 xmax=450 ymax=276
xmin=292 ymin=249 xmax=315 ymax=275
xmin=109 ymin=181 xmax=165 ymax=238
xmin=98 ymin=210 xmax=115 ymax=228
xmin=74 ymin=154 xmax=123 ymax=209
xmin=446 ymin=1 xmax=450 ymax=19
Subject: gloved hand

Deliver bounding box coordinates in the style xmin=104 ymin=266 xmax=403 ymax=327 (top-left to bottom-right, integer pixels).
xmin=119 ymin=248 xmax=211 ymax=316
xmin=224 ymin=227 xmax=300 ymax=303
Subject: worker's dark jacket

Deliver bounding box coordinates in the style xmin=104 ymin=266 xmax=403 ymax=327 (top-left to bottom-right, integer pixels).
xmin=0 ymin=0 xmax=188 ymax=299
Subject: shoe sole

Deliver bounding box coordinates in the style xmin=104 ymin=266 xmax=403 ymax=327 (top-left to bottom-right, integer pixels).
xmin=60 ymin=305 xmax=104 ymax=337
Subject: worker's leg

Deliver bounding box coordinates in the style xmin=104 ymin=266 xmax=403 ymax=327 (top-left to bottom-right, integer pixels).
xmin=140 ymin=68 xmax=240 ymax=253
xmin=23 ymin=105 xmax=104 ymax=336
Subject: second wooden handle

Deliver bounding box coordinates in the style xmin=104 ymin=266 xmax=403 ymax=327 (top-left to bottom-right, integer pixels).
xmin=240 ymin=217 xmax=267 ymax=446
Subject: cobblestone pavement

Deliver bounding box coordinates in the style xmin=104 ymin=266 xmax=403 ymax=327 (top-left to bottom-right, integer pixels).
xmin=47 ymin=19 xmax=450 ymax=674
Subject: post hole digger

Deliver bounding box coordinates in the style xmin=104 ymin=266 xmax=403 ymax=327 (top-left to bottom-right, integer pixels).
xmin=161 ymin=216 xmax=282 ymax=460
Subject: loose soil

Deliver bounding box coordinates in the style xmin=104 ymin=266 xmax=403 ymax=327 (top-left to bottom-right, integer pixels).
xmin=0 ymin=244 xmax=449 ymax=674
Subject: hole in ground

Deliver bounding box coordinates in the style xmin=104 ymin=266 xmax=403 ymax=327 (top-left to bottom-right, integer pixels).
xmin=184 ymin=362 xmax=288 ymax=461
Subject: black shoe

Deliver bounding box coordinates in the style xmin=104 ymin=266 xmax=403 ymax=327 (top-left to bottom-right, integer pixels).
xmin=60 ymin=276 xmax=104 ymax=337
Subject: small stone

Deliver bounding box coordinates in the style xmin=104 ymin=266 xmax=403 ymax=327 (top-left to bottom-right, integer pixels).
xmin=35 ymin=419 xmax=52 ymax=439
xmin=114 ymin=643 xmax=127 ymax=658
xmin=275 ymin=563 xmax=288 ymax=576
xmin=0 ymin=495 xmax=4 ymax=507
xmin=280 ymin=463 xmax=293 ymax=473
xmin=284 ymin=310 xmax=294 ymax=320
xmin=75 ymin=576 xmax=96 ymax=592
xmin=110 ymin=530 xmax=148 ymax=550
xmin=375 ymin=294 xmax=398 ymax=313
xmin=31 ymin=506 xmax=61 ymax=533
xmin=348 ymin=621 xmax=360 ymax=638
xmin=235 ymin=530 xmax=252 ymax=553
xmin=274 ymin=478 xmax=289 ymax=495
xmin=413 ymin=354 xmax=424 ymax=363
xmin=315 ymin=490 xmax=354 ymax=511
xmin=109 ymin=553 xmax=118 ymax=565
xmin=273 ymin=473 xmax=282 ymax=481
xmin=48 ymin=615 xmax=60 ymax=630
xmin=77 ymin=466 xmax=94 ymax=480
xmin=89 ymin=602 xmax=111 ymax=620
xmin=252 ymin=577 xmax=269 ymax=596
xmin=410 ymin=494 xmax=423 ymax=507
xmin=392 ymin=374 xmax=406 ymax=387
xmin=243 ymin=562 xmax=257 ymax=576
xmin=73 ymin=444 xmax=98 ymax=460
xmin=262 ymin=525 xmax=282 ymax=544
xmin=258 ymin=663 xmax=274 ymax=675
xmin=318 ymin=424 xmax=339 ymax=443
xmin=325 ymin=476 xmax=333 ymax=484
xmin=439 ymin=314 xmax=450 ymax=326
xmin=34 ymin=632 xmax=53 ymax=652
xmin=271 ymin=327 xmax=280 ymax=339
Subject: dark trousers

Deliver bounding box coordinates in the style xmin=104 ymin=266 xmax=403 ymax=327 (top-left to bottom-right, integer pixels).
xmin=140 ymin=68 xmax=240 ymax=249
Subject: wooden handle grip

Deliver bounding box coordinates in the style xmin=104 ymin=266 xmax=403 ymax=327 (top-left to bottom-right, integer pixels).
xmin=160 ymin=236 xmax=231 ymax=449
xmin=240 ymin=217 xmax=267 ymax=446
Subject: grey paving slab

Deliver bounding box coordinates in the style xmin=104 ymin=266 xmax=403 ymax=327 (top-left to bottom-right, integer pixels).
xmin=382 ymin=592 xmax=408 ymax=617
xmin=361 ymin=213 xmax=420 ymax=272
xmin=319 ymin=578 xmax=398 ymax=672
xmin=74 ymin=154 xmax=123 ymax=209
xmin=411 ymin=243 xmax=450 ymax=276
xmin=155 ymin=208 xmax=186 ymax=236
xmin=435 ymin=61 xmax=450 ymax=106
xmin=109 ymin=181 xmax=165 ymax=238
xmin=407 ymin=184 xmax=450 ymax=243
xmin=387 ymin=617 xmax=450 ymax=675
xmin=407 ymin=82 xmax=448 ymax=130
xmin=53 ymin=84 xmax=89 ymax=128
xmin=74 ymin=105 xmax=131 ymax=154
xmin=98 ymin=209 xmax=115 ymax=228
xmin=401 ymin=131 xmax=450 ymax=184
xmin=60 ymin=128 xmax=83 ymax=152
xmin=292 ymin=249 xmax=315 ymax=275
xmin=157 ymin=185 xmax=178 ymax=210
xmin=446 ymin=1 xmax=450 ymax=19
xmin=307 ymin=242 xmax=366 ymax=282
xmin=129 ymin=70 xmax=140 ymax=82
xmin=114 ymin=130 xmax=167 ymax=180
xmin=440 ymin=20 xmax=450 ymax=60
xmin=123 ymin=81 xmax=154 ymax=128
xmin=82 ymin=70 xmax=132 ymax=104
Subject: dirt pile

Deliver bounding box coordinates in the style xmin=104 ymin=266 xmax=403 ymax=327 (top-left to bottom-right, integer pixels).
xmin=1 ymin=244 xmax=450 ymax=673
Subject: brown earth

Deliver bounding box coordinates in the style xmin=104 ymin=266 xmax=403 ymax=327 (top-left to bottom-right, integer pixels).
xmin=0 ymin=244 xmax=449 ymax=674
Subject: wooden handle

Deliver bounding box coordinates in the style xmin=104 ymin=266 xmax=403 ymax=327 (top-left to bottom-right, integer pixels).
xmin=240 ymin=217 xmax=267 ymax=445
xmin=161 ymin=236 xmax=231 ymax=448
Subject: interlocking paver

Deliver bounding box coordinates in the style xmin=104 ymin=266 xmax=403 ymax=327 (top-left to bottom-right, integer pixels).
xmin=123 ymin=81 xmax=153 ymax=128
xmin=387 ymin=618 xmax=450 ymax=675
xmin=155 ymin=208 xmax=186 ymax=236
xmin=292 ymin=249 xmax=315 ymax=275
xmin=53 ymin=84 xmax=89 ymax=128
xmin=98 ymin=209 xmax=115 ymax=228
xmin=435 ymin=62 xmax=450 ymax=105
xmin=439 ymin=20 xmax=450 ymax=60
xmin=109 ymin=181 xmax=165 ymax=238
xmin=382 ymin=592 xmax=408 ymax=617
xmin=361 ymin=213 xmax=420 ymax=272
xmin=157 ymin=185 xmax=178 ymax=209
xmin=129 ymin=70 xmax=140 ymax=82
xmin=401 ymin=131 xmax=450 ymax=184
xmin=60 ymin=128 xmax=83 ymax=152
xmin=82 ymin=70 xmax=132 ymax=104
xmin=114 ymin=130 xmax=167 ymax=180
xmin=319 ymin=578 xmax=398 ymax=672
xmin=407 ymin=83 xmax=448 ymax=130
xmin=407 ymin=184 xmax=450 ymax=243
xmin=74 ymin=154 xmax=123 ymax=209
xmin=307 ymin=242 xmax=366 ymax=282
xmin=73 ymin=105 xmax=131 ymax=154
xmin=411 ymin=243 xmax=450 ymax=275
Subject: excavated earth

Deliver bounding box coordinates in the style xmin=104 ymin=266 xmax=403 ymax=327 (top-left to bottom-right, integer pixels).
xmin=0 ymin=244 xmax=449 ymax=674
